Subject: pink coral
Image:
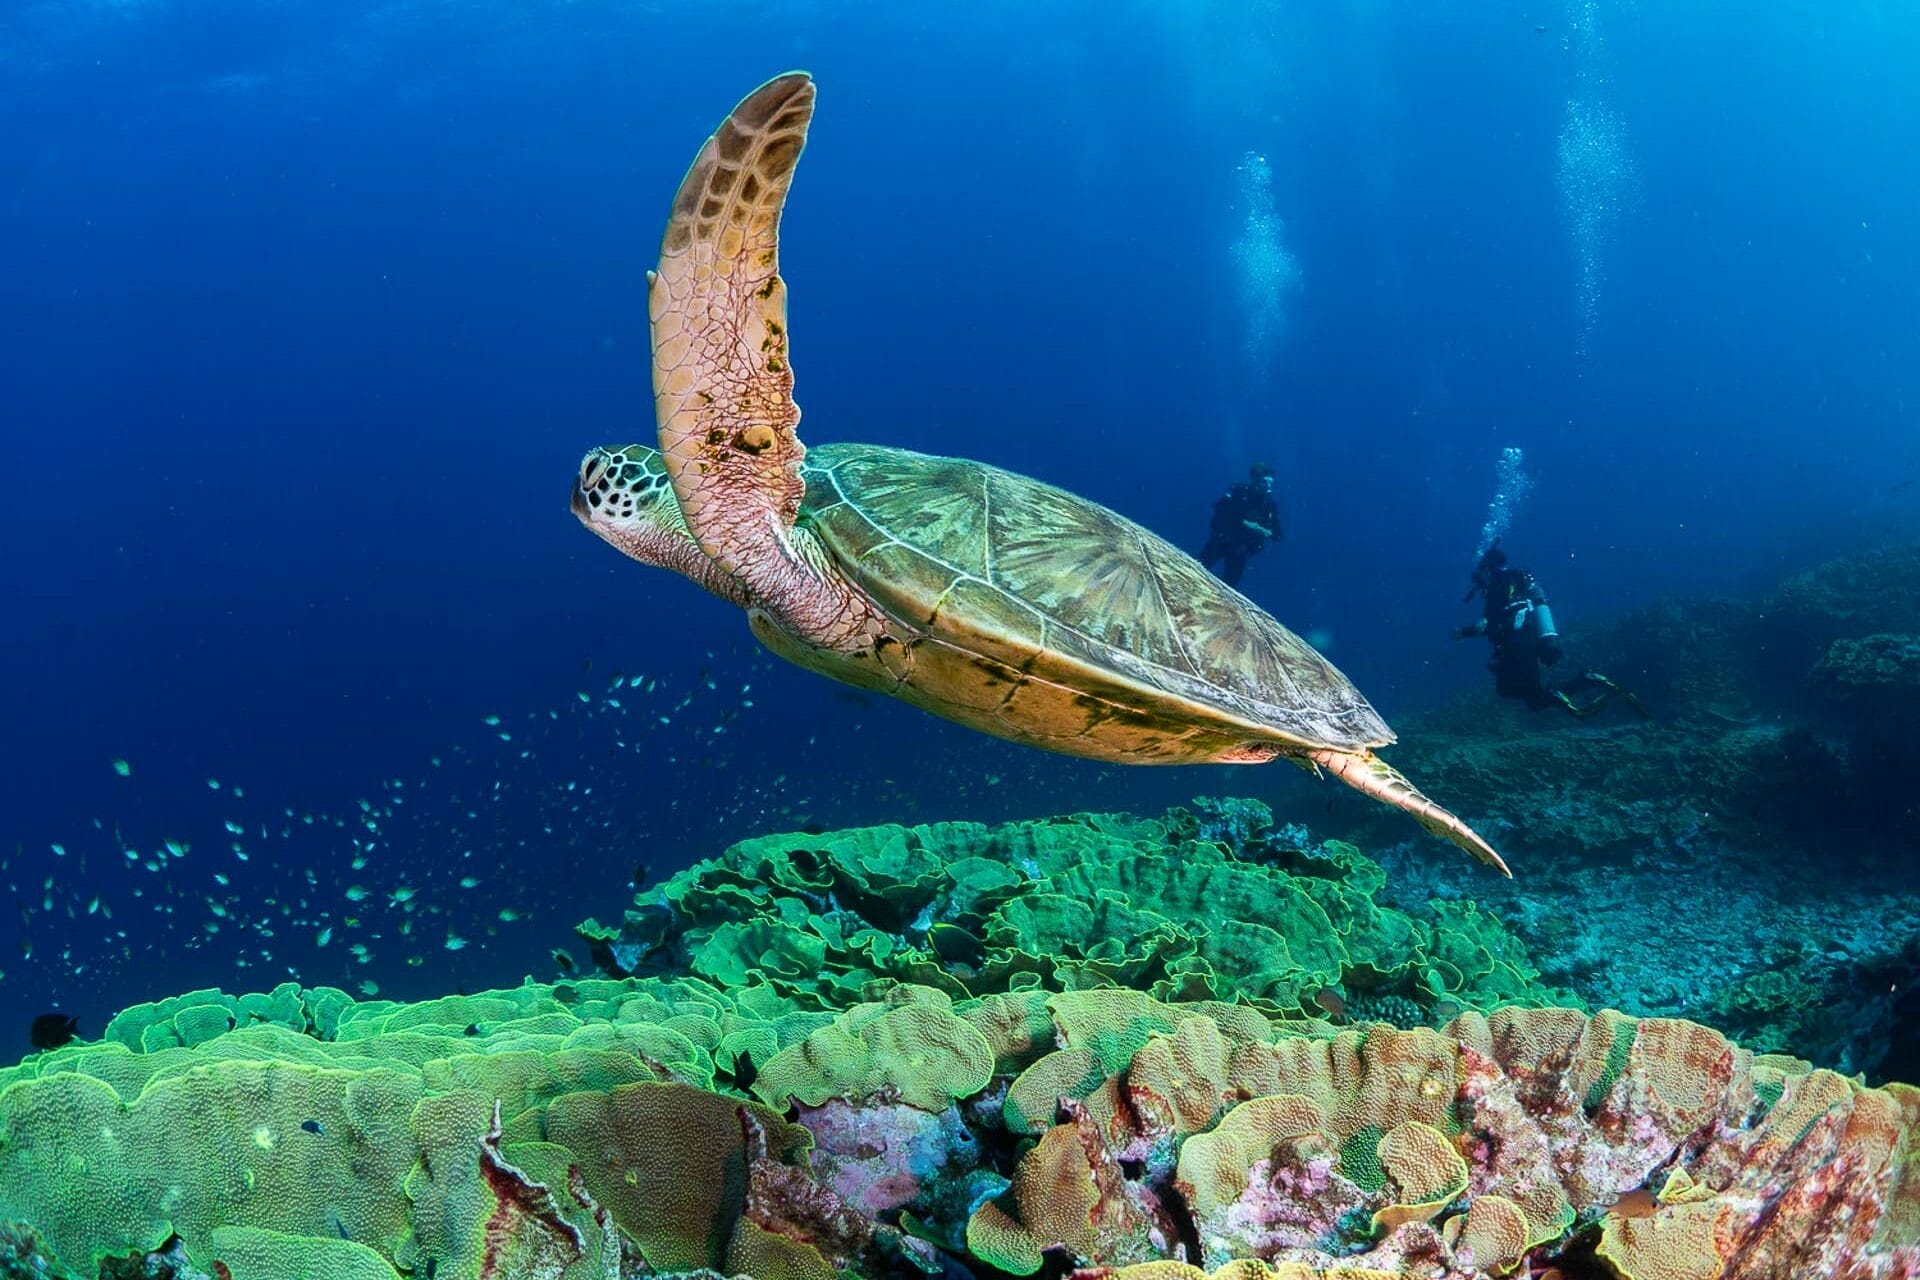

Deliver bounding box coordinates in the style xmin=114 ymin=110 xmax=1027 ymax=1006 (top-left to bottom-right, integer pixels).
xmin=795 ymin=1097 xmax=978 ymax=1215
xmin=976 ymin=1006 xmax=1920 ymax=1279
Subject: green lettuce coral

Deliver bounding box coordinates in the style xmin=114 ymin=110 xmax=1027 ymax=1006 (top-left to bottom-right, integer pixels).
xmin=577 ymin=800 xmax=1576 ymax=1025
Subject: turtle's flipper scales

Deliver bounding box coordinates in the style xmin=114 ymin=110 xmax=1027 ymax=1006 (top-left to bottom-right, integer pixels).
xmin=1309 ymin=748 xmax=1512 ymax=877
xmin=652 ymin=72 xmax=815 ymax=577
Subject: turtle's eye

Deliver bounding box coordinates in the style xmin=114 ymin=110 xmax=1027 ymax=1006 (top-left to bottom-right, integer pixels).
xmin=579 ymin=450 xmax=610 ymax=493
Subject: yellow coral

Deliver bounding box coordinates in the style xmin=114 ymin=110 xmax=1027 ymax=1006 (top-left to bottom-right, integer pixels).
xmin=754 ymin=986 xmax=995 ymax=1113
xmin=965 ymin=1122 xmax=1102 ymax=1275
xmin=206 ymin=1226 xmax=404 ymax=1280
xmin=1124 ymin=1016 xmax=1234 ymax=1138
xmin=1879 ymin=1081 xmax=1920 ymax=1249
xmin=1176 ymin=1094 xmax=1327 ymax=1225
xmin=1370 ymin=1120 xmax=1468 ymax=1232
xmin=1441 ymin=1194 xmax=1529 ymax=1274
xmin=1596 ymin=1199 xmax=1728 ymax=1280
xmin=538 ymin=1080 xmax=802 ymax=1272
xmin=957 ymin=989 xmax=1057 ymax=1073
xmin=725 ymin=1218 xmax=837 ymax=1280
xmin=1624 ymin=1019 xmax=1738 ymax=1135
xmin=1004 ymin=1046 xmax=1103 ymax=1135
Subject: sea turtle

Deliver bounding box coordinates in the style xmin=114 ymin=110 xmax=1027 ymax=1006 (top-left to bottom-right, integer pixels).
xmin=571 ymin=73 xmax=1509 ymax=874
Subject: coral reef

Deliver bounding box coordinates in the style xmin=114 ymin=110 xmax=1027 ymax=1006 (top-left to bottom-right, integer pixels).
xmin=2 ymin=978 xmax=1916 ymax=1279
xmin=1809 ymin=632 xmax=1920 ymax=797
xmin=0 ymin=976 xmax=906 ymax=1280
xmin=1338 ymin=546 xmax=1920 ymax=1083
xmin=1811 ymin=632 xmax=1920 ymax=696
xmin=9 ymin=547 xmax=1920 ymax=1279
xmin=575 ymin=801 xmax=1577 ymax=1029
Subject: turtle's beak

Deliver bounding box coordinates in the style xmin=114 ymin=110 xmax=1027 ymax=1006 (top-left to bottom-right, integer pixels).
xmin=569 ymin=478 xmax=591 ymax=521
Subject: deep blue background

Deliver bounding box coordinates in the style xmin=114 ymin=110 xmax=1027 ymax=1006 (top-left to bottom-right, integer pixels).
xmin=2 ymin=1 xmax=1915 ymax=1049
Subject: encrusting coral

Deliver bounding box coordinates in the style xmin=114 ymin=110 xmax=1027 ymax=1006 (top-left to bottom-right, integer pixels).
xmin=2 ymin=967 xmax=1916 ymax=1279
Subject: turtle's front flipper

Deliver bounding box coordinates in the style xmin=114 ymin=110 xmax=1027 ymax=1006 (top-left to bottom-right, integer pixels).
xmin=1308 ymin=748 xmax=1512 ymax=876
xmin=651 ymin=72 xmax=815 ymax=583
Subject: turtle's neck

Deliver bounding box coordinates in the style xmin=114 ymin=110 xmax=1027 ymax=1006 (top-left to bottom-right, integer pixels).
xmin=603 ymin=519 xmax=751 ymax=609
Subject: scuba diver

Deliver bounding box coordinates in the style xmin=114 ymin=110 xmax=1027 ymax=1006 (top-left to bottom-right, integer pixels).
xmin=1455 ymin=540 xmax=1648 ymax=718
xmin=1199 ymin=463 xmax=1281 ymax=588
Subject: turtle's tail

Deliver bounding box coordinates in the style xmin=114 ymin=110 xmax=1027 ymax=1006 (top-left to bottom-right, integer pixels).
xmin=1308 ymin=748 xmax=1512 ymax=877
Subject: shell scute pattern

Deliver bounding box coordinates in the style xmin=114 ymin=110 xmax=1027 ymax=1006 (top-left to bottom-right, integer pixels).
xmin=799 ymin=444 xmax=1392 ymax=750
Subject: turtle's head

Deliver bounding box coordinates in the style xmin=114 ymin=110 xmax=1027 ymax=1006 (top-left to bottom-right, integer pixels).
xmin=571 ymin=444 xmax=692 ymax=567
xmin=570 ymin=445 xmax=749 ymax=605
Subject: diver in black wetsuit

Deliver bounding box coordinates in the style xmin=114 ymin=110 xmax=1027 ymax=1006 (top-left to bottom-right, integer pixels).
xmin=1455 ymin=540 xmax=1647 ymax=718
xmin=1200 ymin=463 xmax=1281 ymax=588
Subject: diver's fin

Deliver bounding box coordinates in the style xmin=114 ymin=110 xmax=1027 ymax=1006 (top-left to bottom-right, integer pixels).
xmin=1586 ymin=670 xmax=1653 ymax=719
xmin=1309 ymin=748 xmax=1512 ymax=877
xmin=1564 ymin=671 xmax=1653 ymax=720
xmin=1552 ymin=689 xmax=1595 ymax=718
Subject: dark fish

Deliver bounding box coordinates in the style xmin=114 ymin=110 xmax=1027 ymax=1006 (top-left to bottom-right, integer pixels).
xmin=631 ymin=862 xmax=653 ymax=891
xmin=30 ymin=1013 xmax=79 ymax=1050
xmin=300 ymin=1119 xmax=326 ymax=1135
xmin=463 ymin=1023 xmax=480 ymax=1037
xmin=1311 ymin=989 xmax=1348 ymax=1021
xmin=929 ymin=923 xmax=985 ymax=969
xmin=1611 ymin=1188 xmax=1659 ymax=1220
xmin=551 ymin=947 xmax=578 ymax=974
xmin=831 ymin=689 xmax=874 ymax=707
xmin=799 ymin=823 xmax=827 ymax=836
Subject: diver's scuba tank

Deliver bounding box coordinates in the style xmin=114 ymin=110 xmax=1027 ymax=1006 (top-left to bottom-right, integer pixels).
xmin=1521 ymin=577 xmax=1563 ymax=663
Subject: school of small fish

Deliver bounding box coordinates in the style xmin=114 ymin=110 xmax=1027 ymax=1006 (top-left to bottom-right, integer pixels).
xmin=4 ymin=645 xmax=1049 ymax=1008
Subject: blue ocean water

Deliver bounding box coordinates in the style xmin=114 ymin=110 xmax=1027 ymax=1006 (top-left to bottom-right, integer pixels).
xmin=1 ymin=1 xmax=1915 ymax=1054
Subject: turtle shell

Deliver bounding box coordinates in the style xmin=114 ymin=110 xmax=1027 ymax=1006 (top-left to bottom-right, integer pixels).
xmin=797 ymin=443 xmax=1392 ymax=752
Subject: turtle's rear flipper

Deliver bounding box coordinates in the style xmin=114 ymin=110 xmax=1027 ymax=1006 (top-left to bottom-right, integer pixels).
xmin=1309 ymin=748 xmax=1512 ymax=877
